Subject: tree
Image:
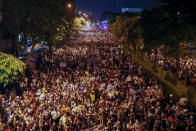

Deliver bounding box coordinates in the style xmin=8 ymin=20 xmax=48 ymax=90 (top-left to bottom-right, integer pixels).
xmin=125 ymin=16 xmax=143 ymax=53
xmin=140 ymin=4 xmax=196 ymax=73
xmin=141 ymin=3 xmax=196 ymax=57
xmin=110 ymin=16 xmax=143 ymax=53
xmin=74 ymin=17 xmax=87 ymax=30
xmin=2 ymin=0 xmax=75 ymax=62
xmin=109 ymin=16 xmax=124 ymax=40
xmin=0 ymin=52 xmax=25 ymax=87
xmin=160 ymin=0 xmax=196 ymax=25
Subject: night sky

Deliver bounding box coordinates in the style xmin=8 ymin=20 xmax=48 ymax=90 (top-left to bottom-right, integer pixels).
xmin=76 ymin=0 xmax=152 ymax=19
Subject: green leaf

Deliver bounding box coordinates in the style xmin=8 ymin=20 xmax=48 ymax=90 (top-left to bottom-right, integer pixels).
xmin=0 ymin=52 xmax=26 ymax=87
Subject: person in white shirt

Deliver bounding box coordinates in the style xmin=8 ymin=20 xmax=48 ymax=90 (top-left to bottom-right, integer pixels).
xmin=179 ymin=95 xmax=187 ymax=105
xmin=51 ymin=109 xmax=57 ymax=120
xmin=127 ymin=120 xmax=134 ymax=130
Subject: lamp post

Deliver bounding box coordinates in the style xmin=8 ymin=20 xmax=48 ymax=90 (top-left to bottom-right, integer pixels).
xmin=66 ymin=3 xmax=74 ymax=21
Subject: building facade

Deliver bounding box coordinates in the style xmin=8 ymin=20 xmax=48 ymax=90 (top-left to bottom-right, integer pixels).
xmin=121 ymin=8 xmax=143 ymax=13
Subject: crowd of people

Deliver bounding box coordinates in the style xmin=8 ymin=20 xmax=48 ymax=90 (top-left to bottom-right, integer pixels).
xmin=150 ymin=48 xmax=196 ymax=86
xmin=165 ymin=57 xmax=196 ymax=85
xmin=0 ymin=30 xmax=196 ymax=131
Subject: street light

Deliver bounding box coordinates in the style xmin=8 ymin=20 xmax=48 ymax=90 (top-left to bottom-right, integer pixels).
xmin=67 ymin=3 xmax=72 ymax=8
xmin=79 ymin=11 xmax=81 ymax=14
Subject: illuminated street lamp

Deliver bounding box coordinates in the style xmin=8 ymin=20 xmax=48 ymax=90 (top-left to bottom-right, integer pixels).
xmin=79 ymin=11 xmax=81 ymax=14
xmin=67 ymin=3 xmax=72 ymax=8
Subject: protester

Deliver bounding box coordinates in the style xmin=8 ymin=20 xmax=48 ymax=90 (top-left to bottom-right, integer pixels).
xmin=0 ymin=30 xmax=195 ymax=130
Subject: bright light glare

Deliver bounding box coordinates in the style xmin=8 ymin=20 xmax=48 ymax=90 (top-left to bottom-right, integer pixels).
xmin=79 ymin=11 xmax=81 ymax=14
xmin=67 ymin=4 xmax=72 ymax=8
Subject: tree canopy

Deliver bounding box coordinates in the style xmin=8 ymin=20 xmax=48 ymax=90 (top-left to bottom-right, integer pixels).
xmin=0 ymin=52 xmax=25 ymax=87
xmin=2 ymin=0 xmax=75 ymax=57
xmin=109 ymin=16 xmax=143 ymax=52
xmin=140 ymin=2 xmax=196 ymax=57
xmin=109 ymin=0 xmax=196 ymax=58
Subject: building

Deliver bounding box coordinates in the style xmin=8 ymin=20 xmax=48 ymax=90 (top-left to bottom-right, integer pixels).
xmin=121 ymin=8 xmax=143 ymax=13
